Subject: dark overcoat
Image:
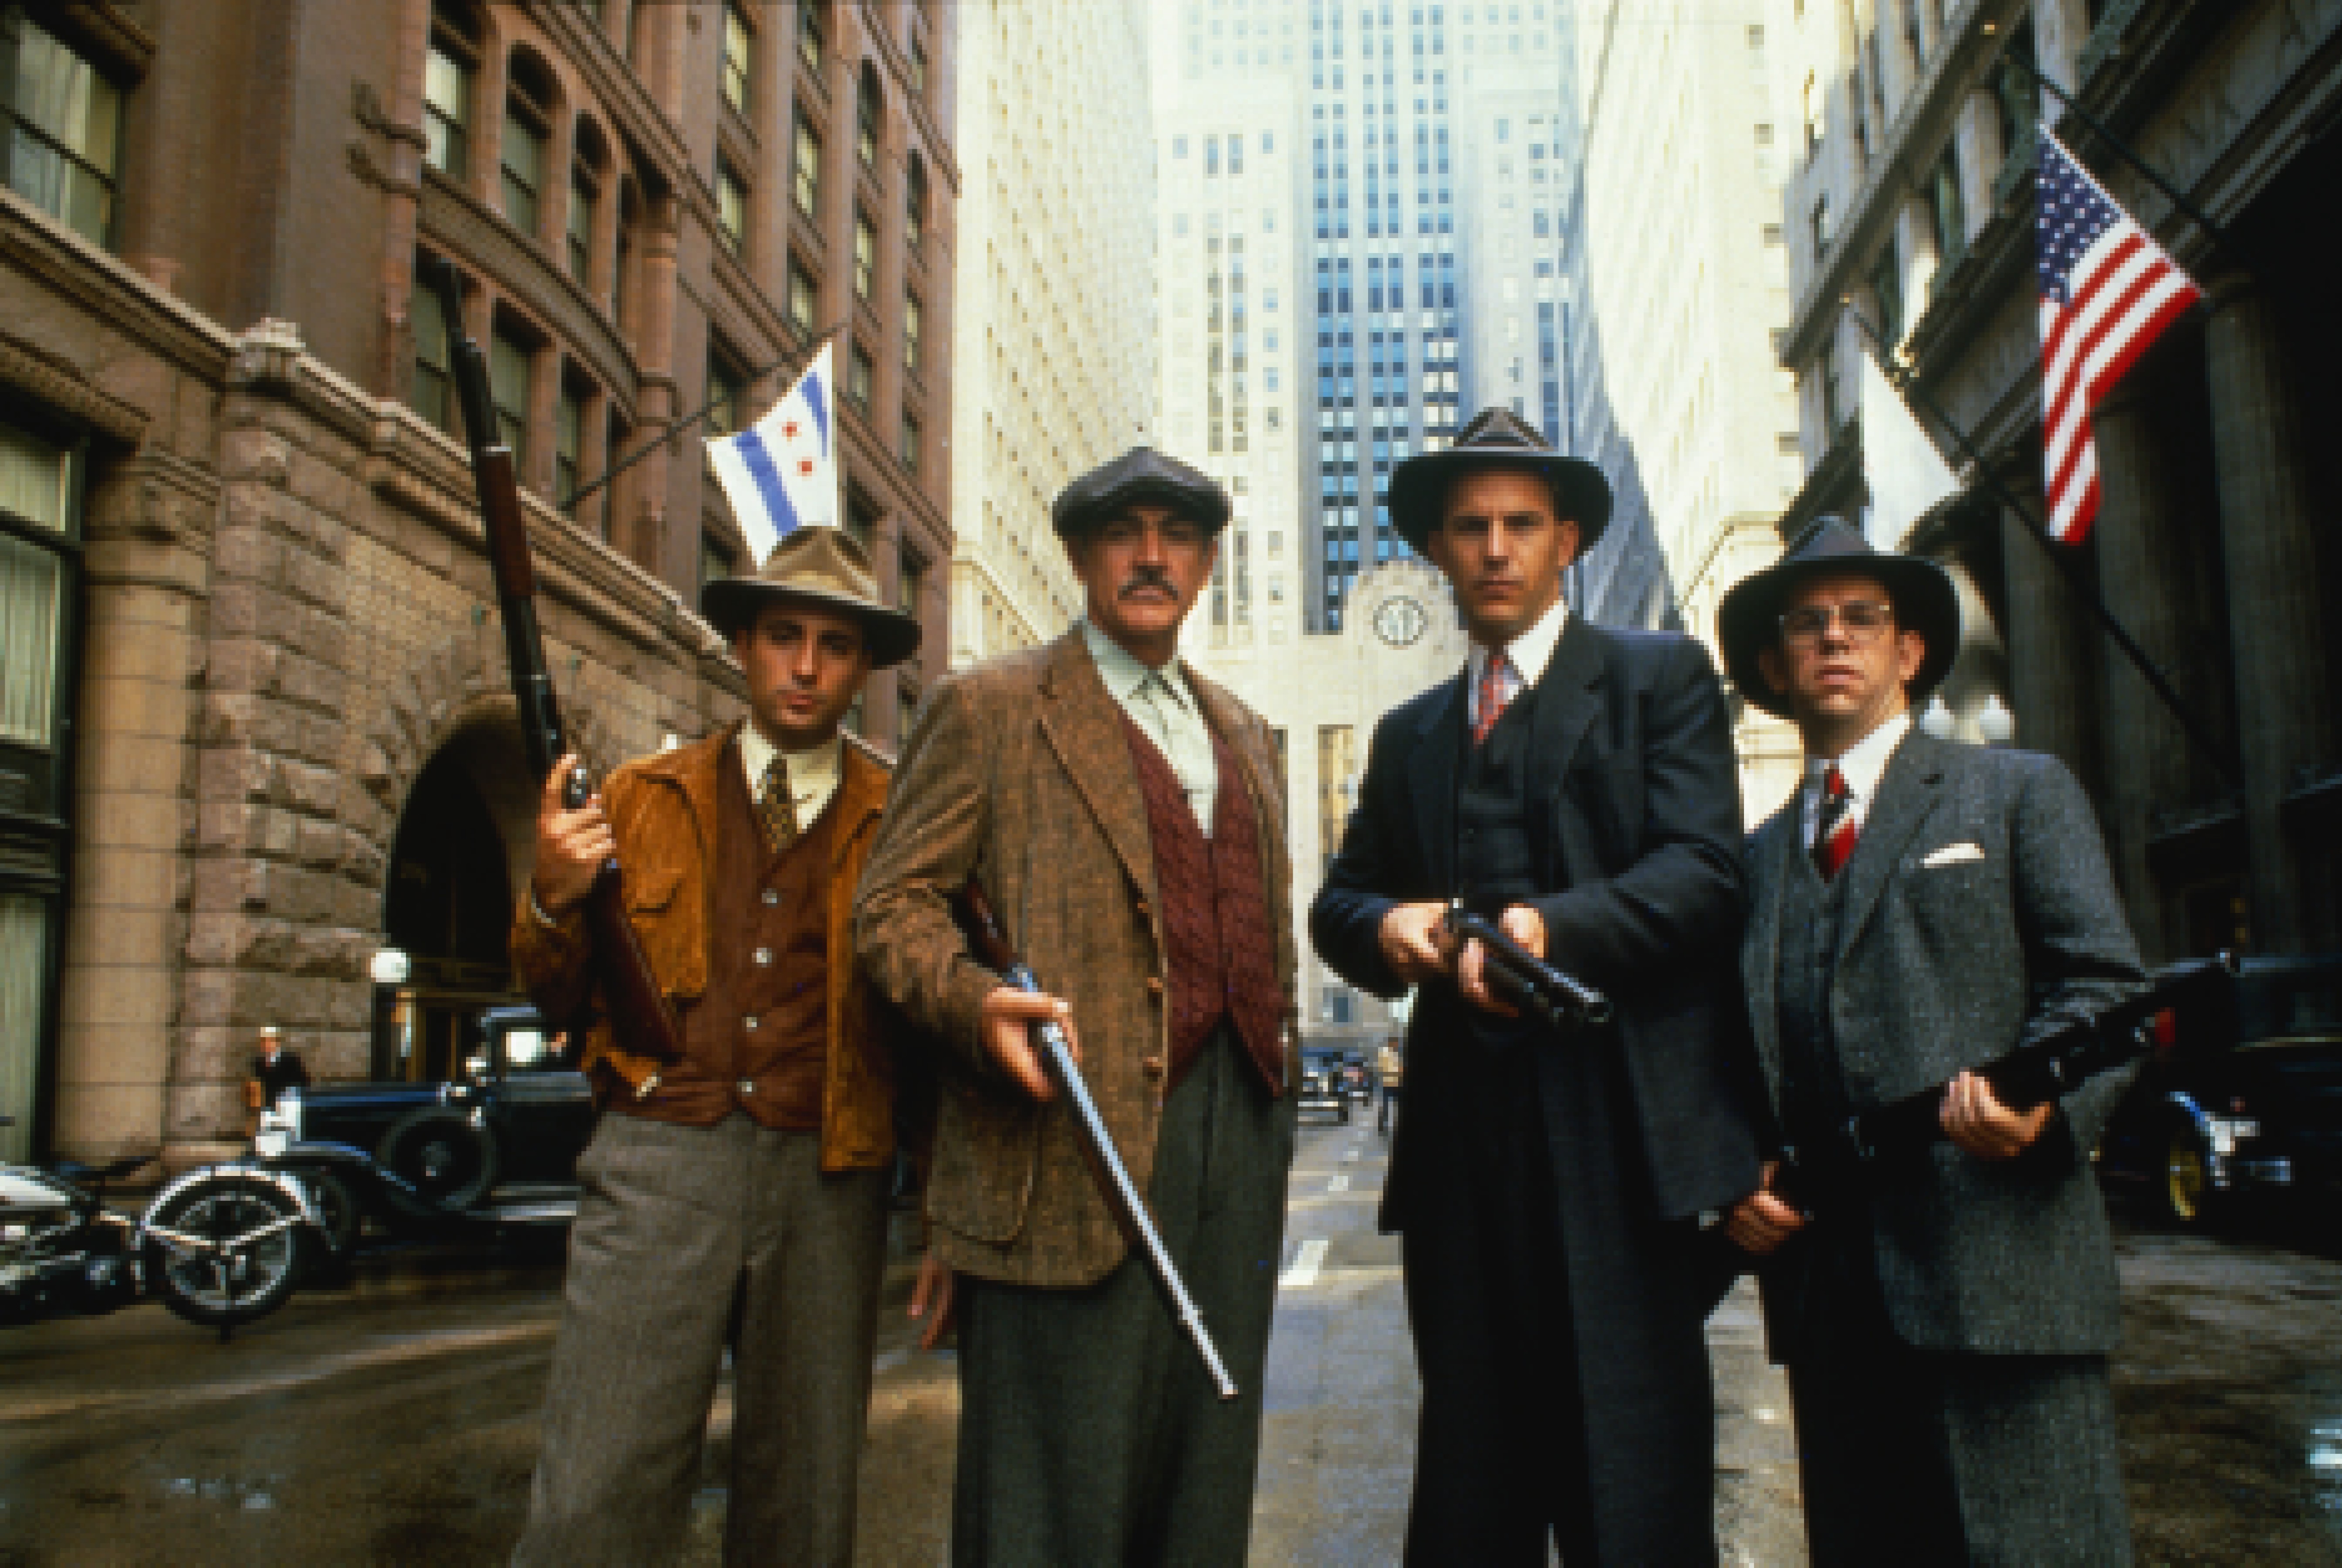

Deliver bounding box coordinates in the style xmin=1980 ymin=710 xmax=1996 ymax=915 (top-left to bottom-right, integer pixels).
xmin=1311 ymin=616 xmax=1767 ymax=1554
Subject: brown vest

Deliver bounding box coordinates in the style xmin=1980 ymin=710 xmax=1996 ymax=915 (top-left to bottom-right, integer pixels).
xmin=1119 ymin=712 xmax=1285 ymax=1095
xmin=631 ymin=743 xmax=833 ymax=1128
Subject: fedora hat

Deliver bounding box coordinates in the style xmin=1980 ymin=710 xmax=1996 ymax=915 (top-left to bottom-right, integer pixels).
xmin=698 ymin=525 xmax=923 ymax=668
xmin=1717 ymin=516 xmax=1960 ymax=718
xmin=1385 ymin=407 xmax=1613 ymax=554
xmin=1051 ymin=446 xmax=1232 ymax=541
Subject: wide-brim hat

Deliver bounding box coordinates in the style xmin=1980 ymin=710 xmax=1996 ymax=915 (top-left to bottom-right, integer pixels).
xmin=698 ymin=524 xmax=923 ymax=668
xmin=1717 ymin=516 xmax=1960 ymax=718
xmin=1386 ymin=407 xmax=1612 ymax=554
xmin=1051 ymin=447 xmax=1231 ymax=541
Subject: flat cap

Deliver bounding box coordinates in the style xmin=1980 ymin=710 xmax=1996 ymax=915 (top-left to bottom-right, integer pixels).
xmin=1051 ymin=447 xmax=1231 ymax=541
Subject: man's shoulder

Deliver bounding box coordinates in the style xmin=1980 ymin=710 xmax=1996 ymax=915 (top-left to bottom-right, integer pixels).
xmin=929 ymin=640 xmax=1058 ymax=710
xmin=1592 ymin=623 xmax=1709 ymax=682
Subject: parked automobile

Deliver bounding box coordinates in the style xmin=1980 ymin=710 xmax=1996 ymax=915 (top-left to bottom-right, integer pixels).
xmin=2099 ymin=954 xmax=2342 ymax=1228
xmin=1338 ymin=1053 xmax=1375 ymax=1106
xmin=1298 ymin=1047 xmax=1352 ymax=1125
xmin=252 ymin=1005 xmax=591 ymax=1258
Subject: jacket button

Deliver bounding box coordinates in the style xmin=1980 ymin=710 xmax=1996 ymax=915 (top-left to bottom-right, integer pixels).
xmin=1135 ymin=897 xmax=1152 ymax=917
xmin=738 ymin=1078 xmax=757 ymax=1095
xmin=743 ymin=1015 xmax=760 ymax=1031
xmin=1145 ymin=976 xmax=1165 ymax=997
xmin=752 ymin=947 xmax=773 ymax=966
xmin=1142 ymin=1055 xmax=1165 ymax=1079
xmin=762 ymin=889 xmax=780 ymax=906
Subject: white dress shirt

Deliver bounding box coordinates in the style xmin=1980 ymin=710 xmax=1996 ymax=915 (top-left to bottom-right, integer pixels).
xmin=1466 ymin=591 xmax=1571 ymax=735
xmin=1084 ymin=619 xmax=1218 ymax=832
xmin=740 ymin=721 xmax=843 ymax=828
xmin=1800 ymin=710 xmax=1912 ymax=850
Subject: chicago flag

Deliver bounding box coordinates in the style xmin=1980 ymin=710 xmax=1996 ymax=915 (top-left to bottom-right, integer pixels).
xmin=707 ymin=342 xmax=838 ymax=565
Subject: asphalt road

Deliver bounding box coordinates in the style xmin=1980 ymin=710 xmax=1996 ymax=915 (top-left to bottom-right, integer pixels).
xmin=4 ymin=1124 xmax=2338 ymax=1565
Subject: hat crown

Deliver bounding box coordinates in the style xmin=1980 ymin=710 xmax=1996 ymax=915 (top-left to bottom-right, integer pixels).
xmin=1451 ymin=406 xmax=1551 ymax=454
xmin=747 ymin=523 xmax=879 ymax=604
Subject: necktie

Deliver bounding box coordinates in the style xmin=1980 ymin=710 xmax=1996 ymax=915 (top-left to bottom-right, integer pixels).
xmin=760 ymin=755 xmax=800 ymax=854
xmin=1813 ymin=764 xmax=1857 ymax=881
xmin=1472 ymin=652 xmax=1513 ymax=746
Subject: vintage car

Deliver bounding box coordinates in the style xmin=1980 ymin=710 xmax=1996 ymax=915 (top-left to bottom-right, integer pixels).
xmin=2099 ymin=954 xmax=2342 ymax=1229
xmin=1298 ymin=1046 xmax=1352 ymax=1124
xmin=253 ymin=1005 xmax=594 ymax=1256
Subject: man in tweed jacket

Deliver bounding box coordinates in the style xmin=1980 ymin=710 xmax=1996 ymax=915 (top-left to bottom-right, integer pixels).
xmin=1717 ymin=519 xmax=2144 ymax=1565
xmin=854 ymin=449 xmax=1298 ymax=1565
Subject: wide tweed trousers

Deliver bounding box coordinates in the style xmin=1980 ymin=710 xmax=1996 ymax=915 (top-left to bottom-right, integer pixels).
xmin=950 ymin=1028 xmax=1292 ymax=1567
xmin=514 ymin=1112 xmax=891 ymax=1568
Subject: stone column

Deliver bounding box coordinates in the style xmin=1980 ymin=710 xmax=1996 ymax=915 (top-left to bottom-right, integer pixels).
xmin=1997 ymin=479 xmax=2098 ymax=795
xmin=2202 ymin=274 xmax=2340 ymax=953
xmin=2091 ymin=390 xmax=2194 ymax=961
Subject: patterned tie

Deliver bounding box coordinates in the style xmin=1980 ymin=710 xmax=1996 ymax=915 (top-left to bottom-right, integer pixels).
xmin=1813 ymin=764 xmax=1857 ymax=881
xmin=759 ymin=755 xmax=801 ymax=854
xmin=1472 ymin=652 xmax=1514 ymax=746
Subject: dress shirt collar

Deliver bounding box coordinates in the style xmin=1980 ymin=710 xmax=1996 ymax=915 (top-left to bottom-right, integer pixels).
xmin=738 ymin=720 xmax=843 ymax=819
xmin=1082 ymin=618 xmax=1196 ymax=712
xmin=1806 ymin=709 xmax=1911 ymax=807
xmin=1468 ymin=590 xmax=1570 ymax=690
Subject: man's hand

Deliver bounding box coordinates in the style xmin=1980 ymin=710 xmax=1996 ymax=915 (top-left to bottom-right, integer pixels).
xmin=909 ymin=1252 xmax=956 ymax=1352
xmin=1722 ymin=1160 xmax=1808 ymax=1256
xmin=1456 ymin=904 xmax=1546 ymax=1017
xmin=1940 ymin=1071 xmax=2056 ymax=1160
xmin=1377 ymin=901 xmax=1454 ymax=986
xmin=531 ymin=752 xmax=613 ymax=918
xmin=979 ymin=987 xmax=1080 ymax=1101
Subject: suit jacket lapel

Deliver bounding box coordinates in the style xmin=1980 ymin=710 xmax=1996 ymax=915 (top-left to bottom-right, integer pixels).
xmin=1036 ymin=631 xmax=1159 ymax=901
xmin=1832 ymin=729 xmax=1948 ymax=962
xmin=1523 ymin=615 xmax=1605 ymax=828
xmin=1408 ymin=674 xmax=1466 ymax=893
xmin=1743 ymin=810 xmax=1795 ymax=1095
xmin=1189 ymin=672 xmax=1273 ymax=840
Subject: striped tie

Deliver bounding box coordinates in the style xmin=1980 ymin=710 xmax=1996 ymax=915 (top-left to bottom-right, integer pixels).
xmin=1813 ymin=764 xmax=1857 ymax=881
xmin=1472 ymin=652 xmax=1513 ymax=746
xmin=760 ymin=756 xmax=800 ymax=854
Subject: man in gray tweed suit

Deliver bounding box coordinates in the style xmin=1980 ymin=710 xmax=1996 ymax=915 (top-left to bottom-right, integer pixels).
xmin=1716 ymin=519 xmax=2143 ymax=1565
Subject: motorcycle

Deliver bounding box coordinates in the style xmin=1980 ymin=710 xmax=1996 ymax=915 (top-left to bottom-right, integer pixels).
xmin=1 ymin=1115 xmax=320 ymax=1334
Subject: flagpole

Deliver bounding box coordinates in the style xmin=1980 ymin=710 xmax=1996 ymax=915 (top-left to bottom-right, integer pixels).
xmin=1847 ymin=306 xmax=2241 ymax=791
xmin=1985 ymin=24 xmax=2239 ymax=257
xmin=563 ymin=319 xmax=848 ymax=511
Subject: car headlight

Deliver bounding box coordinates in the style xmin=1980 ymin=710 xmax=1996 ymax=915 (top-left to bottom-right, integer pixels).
xmin=2205 ymin=1116 xmax=2259 ymax=1156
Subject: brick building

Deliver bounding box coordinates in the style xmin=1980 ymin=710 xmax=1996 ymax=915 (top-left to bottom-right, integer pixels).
xmin=0 ymin=0 xmax=955 ymax=1167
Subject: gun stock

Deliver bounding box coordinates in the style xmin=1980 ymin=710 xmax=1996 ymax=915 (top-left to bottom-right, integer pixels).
xmin=956 ymin=878 xmax=1239 ymax=1401
xmin=423 ymin=257 xmax=683 ymax=1065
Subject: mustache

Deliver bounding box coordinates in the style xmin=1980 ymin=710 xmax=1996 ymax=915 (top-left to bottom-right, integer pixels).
xmin=1118 ymin=569 xmax=1178 ymax=598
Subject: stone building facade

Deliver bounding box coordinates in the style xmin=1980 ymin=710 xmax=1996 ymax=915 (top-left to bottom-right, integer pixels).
xmin=0 ymin=0 xmax=955 ymax=1166
xmin=1771 ymin=0 xmax=2340 ymax=963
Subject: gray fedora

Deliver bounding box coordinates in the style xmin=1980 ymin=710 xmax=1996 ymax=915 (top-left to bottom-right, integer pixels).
xmin=1717 ymin=516 xmax=1960 ymax=718
xmin=1385 ymin=407 xmax=1612 ymax=554
xmin=698 ymin=525 xmax=923 ymax=668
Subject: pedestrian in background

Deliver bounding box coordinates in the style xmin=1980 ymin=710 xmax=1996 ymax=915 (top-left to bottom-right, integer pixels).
xmin=1717 ymin=520 xmax=2143 ymax=1565
xmin=245 ymin=1024 xmax=309 ymax=1135
xmin=510 ymin=527 xmax=922 ymax=1568
xmin=1375 ymin=1037 xmax=1403 ymax=1135
xmin=1312 ymin=408 xmax=1765 ymax=1563
xmin=855 ymin=449 xmax=1299 ymax=1566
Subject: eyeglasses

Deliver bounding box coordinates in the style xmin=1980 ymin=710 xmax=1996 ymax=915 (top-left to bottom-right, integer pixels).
xmin=1779 ymin=601 xmax=1894 ymax=646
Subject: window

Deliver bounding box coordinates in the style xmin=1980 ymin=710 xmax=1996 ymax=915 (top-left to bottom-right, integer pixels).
xmin=422 ymin=12 xmax=475 ymax=179
xmin=853 ymin=209 xmax=875 ymax=299
xmin=798 ymin=0 xmax=824 ymax=72
xmin=897 ymin=549 xmax=926 ymax=617
xmin=847 ymin=340 xmax=873 ymax=410
xmin=502 ymin=80 xmax=549 ymax=235
xmin=909 ymin=29 xmax=929 ymax=98
xmin=554 ymin=377 xmax=585 ymax=511
xmin=1869 ymin=244 xmax=1903 ymax=342
xmin=857 ymin=62 xmax=880 ymax=168
xmin=409 ymin=258 xmax=452 ymax=427
xmin=567 ymin=161 xmax=596 ymax=282
xmin=3 ymin=11 xmax=122 ymax=245
xmin=701 ymin=532 xmax=736 ymax=595
xmin=716 ymin=159 xmax=747 ymax=257
xmin=899 ymin=408 xmax=920 ymax=475
xmin=721 ymin=2 xmax=753 ymax=116
xmin=787 ymin=255 xmax=818 ymax=335
xmin=706 ymin=350 xmax=745 ymax=438
xmin=792 ymin=115 xmax=821 ymax=216
xmin=490 ymin=324 xmax=533 ymax=466
xmin=905 ymin=155 xmax=927 ymax=253
xmin=1929 ymin=145 xmax=1965 ymax=262
xmin=903 ymin=291 xmax=922 ymax=374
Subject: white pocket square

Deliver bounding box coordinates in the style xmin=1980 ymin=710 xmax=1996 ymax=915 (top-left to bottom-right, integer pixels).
xmin=1920 ymin=841 xmax=1985 ymax=868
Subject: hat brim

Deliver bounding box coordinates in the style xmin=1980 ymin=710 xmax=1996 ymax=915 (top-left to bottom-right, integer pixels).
xmin=1387 ymin=449 xmax=1613 ymax=555
xmin=1053 ymin=474 xmax=1233 ymax=541
xmin=1717 ymin=553 xmax=1959 ymax=718
xmin=699 ymin=579 xmax=924 ymax=668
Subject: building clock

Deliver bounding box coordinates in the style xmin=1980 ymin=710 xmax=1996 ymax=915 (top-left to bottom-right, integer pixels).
xmin=1372 ymin=594 xmax=1428 ymax=648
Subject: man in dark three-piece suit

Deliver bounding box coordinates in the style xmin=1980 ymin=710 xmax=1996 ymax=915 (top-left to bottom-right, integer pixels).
xmin=1312 ymin=409 xmax=1766 ymax=1564
xmin=1717 ymin=519 xmax=2144 ymax=1565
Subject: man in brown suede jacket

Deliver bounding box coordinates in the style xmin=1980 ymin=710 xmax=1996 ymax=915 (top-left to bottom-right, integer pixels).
xmin=510 ymin=527 xmax=921 ymax=1568
xmin=855 ymin=448 xmax=1299 ymax=1565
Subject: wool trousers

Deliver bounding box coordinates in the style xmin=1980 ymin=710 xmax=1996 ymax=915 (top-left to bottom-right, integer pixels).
xmin=513 ymin=1112 xmax=891 ymax=1568
xmin=950 ymin=1028 xmax=1291 ymax=1567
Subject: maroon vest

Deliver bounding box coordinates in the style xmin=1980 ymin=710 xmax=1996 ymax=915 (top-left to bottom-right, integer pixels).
xmin=1118 ymin=712 xmax=1285 ymax=1095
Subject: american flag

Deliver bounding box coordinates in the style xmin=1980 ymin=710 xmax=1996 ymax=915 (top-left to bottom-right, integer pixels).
xmin=2037 ymin=126 xmax=2202 ymax=543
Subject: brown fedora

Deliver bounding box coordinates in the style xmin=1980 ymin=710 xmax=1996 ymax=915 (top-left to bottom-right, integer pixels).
xmin=699 ymin=525 xmax=923 ymax=668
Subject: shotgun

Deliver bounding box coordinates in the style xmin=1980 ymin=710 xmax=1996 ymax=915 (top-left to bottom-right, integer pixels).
xmin=422 ymin=257 xmax=683 ymax=1064
xmin=955 ymin=877 xmax=1239 ymax=1401
xmin=1443 ymin=900 xmax=1613 ymax=1032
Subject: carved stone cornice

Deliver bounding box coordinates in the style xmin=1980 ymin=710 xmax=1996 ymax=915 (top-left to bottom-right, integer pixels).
xmin=0 ymin=193 xmax=233 ymax=385
xmin=0 ymin=325 xmax=147 ymax=445
xmin=46 ymin=1 xmax=155 ymax=82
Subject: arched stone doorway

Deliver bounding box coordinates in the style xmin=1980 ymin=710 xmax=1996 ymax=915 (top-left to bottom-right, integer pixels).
xmin=379 ymin=718 xmax=537 ymax=1081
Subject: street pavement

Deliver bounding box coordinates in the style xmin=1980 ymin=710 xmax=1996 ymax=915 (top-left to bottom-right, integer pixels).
xmin=5 ymin=1118 xmax=2339 ymax=1564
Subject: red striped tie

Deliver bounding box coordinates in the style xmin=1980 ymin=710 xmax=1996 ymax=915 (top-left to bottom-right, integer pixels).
xmin=1813 ymin=764 xmax=1857 ymax=881
xmin=1472 ymin=652 xmax=1513 ymax=746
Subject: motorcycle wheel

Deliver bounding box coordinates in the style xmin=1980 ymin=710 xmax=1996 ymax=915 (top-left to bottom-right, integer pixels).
xmin=147 ymin=1176 xmax=306 ymax=1328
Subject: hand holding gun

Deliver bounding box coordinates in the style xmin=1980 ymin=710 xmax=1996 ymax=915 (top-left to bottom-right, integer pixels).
xmin=955 ymin=878 xmax=1239 ymax=1402
xmin=1442 ymin=900 xmax=1614 ymax=1032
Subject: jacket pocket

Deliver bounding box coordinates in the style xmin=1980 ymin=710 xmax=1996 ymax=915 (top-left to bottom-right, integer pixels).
xmin=625 ymin=866 xmax=683 ymax=913
xmin=926 ymin=1079 xmax=1042 ymax=1244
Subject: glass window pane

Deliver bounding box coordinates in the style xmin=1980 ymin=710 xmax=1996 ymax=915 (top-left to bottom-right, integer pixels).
xmin=424 ymin=47 xmax=471 ymax=175
xmin=0 ymin=421 xmax=70 ymax=534
xmin=408 ymin=271 xmax=449 ymax=425
xmin=0 ymin=535 xmax=61 ymax=745
xmin=0 ymin=893 xmax=47 ymax=1163
xmin=490 ymin=333 xmax=531 ymax=461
